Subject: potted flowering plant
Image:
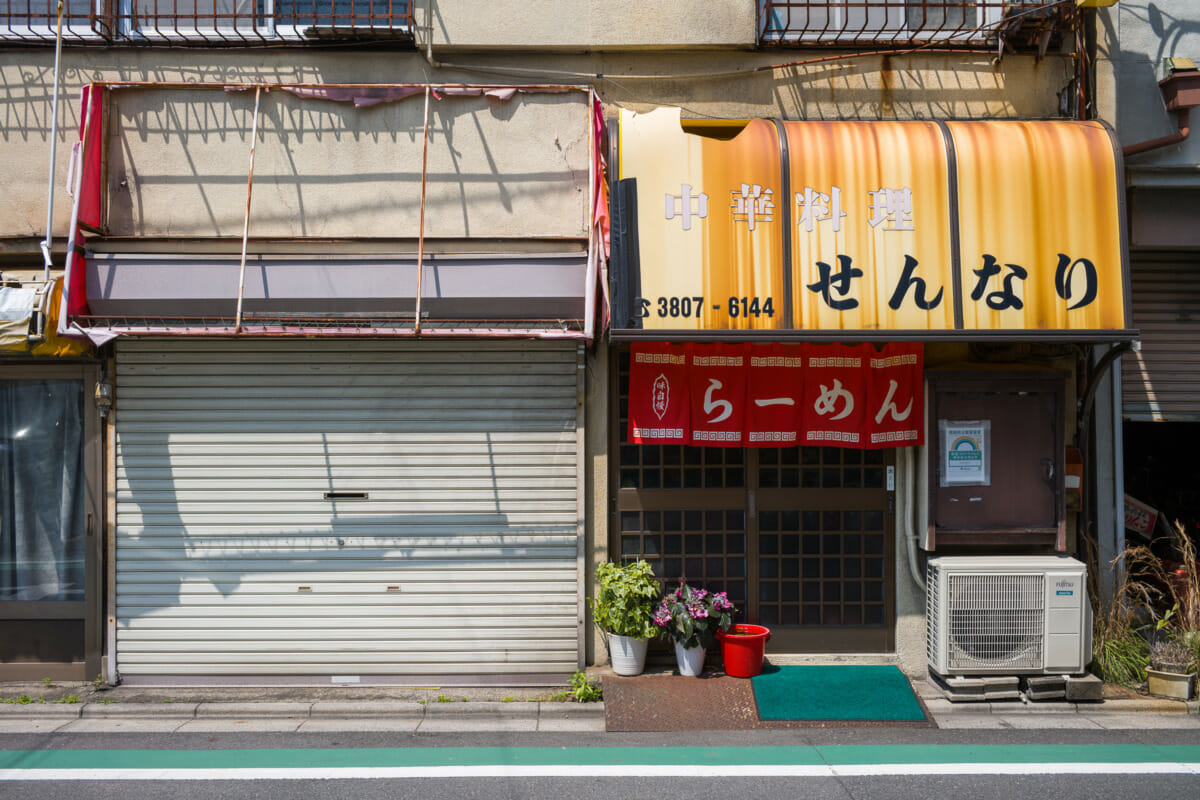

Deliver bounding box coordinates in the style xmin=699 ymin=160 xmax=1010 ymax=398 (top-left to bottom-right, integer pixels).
xmin=653 ymin=583 xmax=735 ymax=676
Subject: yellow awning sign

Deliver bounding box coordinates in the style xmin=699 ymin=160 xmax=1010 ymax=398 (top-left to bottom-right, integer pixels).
xmin=613 ymin=106 xmax=1132 ymax=341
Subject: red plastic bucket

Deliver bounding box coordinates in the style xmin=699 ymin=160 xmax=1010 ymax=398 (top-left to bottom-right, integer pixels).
xmin=717 ymin=624 xmax=771 ymax=678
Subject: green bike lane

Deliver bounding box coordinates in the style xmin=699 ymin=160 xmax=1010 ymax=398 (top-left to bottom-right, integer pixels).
xmin=1 ymin=744 xmax=1199 ymax=780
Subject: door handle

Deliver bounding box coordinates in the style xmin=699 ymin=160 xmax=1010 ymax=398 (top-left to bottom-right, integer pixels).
xmin=86 ymin=512 xmax=94 ymax=537
xmin=1041 ymin=458 xmax=1055 ymax=483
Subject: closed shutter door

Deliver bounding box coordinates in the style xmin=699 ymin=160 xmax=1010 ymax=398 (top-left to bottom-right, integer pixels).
xmin=1123 ymin=257 xmax=1200 ymax=421
xmin=114 ymin=339 xmax=580 ymax=676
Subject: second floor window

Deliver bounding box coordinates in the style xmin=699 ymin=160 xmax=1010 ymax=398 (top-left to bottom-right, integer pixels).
xmin=2 ymin=0 xmax=412 ymax=43
xmin=759 ymin=0 xmax=1053 ymax=46
xmin=1 ymin=0 xmax=104 ymax=38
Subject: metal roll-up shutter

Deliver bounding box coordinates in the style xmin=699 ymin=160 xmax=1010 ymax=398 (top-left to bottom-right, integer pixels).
xmin=1123 ymin=256 xmax=1200 ymax=421
xmin=114 ymin=339 xmax=581 ymax=677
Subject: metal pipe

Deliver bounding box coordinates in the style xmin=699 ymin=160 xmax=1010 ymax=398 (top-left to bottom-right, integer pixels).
xmin=104 ymin=359 xmax=119 ymax=686
xmin=89 ymin=81 xmax=587 ymax=92
xmin=234 ymin=86 xmax=262 ymax=334
xmin=414 ymin=87 xmax=431 ymax=335
xmin=75 ymin=324 xmax=587 ymax=340
xmin=574 ymin=343 xmax=587 ymax=671
xmin=902 ymin=446 xmax=926 ymax=593
xmin=41 ymin=1 xmax=65 ymax=282
xmin=424 ymin=0 xmax=439 ymax=68
xmin=1123 ymin=108 xmax=1192 ymax=157
xmin=1078 ymin=341 xmax=1134 ymax=438
xmin=583 ymin=91 xmax=598 ymax=345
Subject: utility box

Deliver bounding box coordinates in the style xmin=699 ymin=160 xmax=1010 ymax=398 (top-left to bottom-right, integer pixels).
xmin=926 ymin=370 xmax=1068 ymax=550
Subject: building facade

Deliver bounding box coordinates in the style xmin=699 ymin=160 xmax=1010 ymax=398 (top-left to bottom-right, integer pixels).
xmin=1 ymin=1 xmax=1133 ymax=683
xmin=1103 ymin=3 xmax=1200 ymax=559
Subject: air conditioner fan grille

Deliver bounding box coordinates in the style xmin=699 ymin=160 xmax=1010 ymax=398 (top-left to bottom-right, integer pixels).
xmin=945 ymin=573 xmax=1044 ymax=671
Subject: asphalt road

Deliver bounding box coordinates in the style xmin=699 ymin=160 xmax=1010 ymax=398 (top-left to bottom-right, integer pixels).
xmin=1 ymin=729 xmax=1198 ymax=799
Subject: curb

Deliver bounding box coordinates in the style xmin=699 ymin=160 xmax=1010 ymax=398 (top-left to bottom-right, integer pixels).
xmin=423 ymin=702 xmax=539 ymax=717
xmin=922 ymin=697 xmax=1198 ymax=716
xmin=82 ymin=702 xmax=199 ymax=718
xmin=196 ymin=702 xmax=313 ymax=719
xmin=0 ymin=704 xmax=84 ymax=719
xmin=0 ymin=700 xmax=609 ymax=722
xmin=310 ymin=701 xmax=426 ymax=719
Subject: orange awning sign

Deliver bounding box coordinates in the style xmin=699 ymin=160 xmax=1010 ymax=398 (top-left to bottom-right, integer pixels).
xmin=612 ymin=107 xmax=1132 ymax=341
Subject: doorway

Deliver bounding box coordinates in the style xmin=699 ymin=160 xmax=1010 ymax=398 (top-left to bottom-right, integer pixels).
xmin=611 ymin=351 xmax=895 ymax=652
xmin=0 ymin=364 xmax=103 ymax=679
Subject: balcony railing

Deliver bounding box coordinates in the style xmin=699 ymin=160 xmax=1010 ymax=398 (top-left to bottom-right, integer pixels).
xmin=1 ymin=0 xmax=413 ymax=45
xmin=759 ymin=0 xmax=1076 ymax=49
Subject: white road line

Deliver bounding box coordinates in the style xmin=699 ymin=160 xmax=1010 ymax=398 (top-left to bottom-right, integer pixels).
xmin=2 ymin=763 xmax=1199 ymax=781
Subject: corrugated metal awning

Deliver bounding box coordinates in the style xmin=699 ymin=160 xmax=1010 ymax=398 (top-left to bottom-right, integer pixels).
xmin=611 ymin=106 xmax=1133 ymax=343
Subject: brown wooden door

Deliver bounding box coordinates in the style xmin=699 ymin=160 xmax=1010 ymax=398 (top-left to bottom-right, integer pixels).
xmin=612 ymin=352 xmax=895 ymax=653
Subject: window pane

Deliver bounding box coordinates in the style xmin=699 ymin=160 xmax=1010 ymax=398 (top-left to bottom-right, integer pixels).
xmin=0 ymin=380 xmax=85 ymax=602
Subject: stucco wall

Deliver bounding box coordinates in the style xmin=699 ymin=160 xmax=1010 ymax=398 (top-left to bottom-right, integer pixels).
xmin=421 ymin=0 xmax=758 ymax=50
xmin=1098 ymin=1 xmax=1200 ymax=181
xmin=104 ymin=88 xmax=590 ymax=239
xmin=0 ymin=48 xmax=1071 ymax=244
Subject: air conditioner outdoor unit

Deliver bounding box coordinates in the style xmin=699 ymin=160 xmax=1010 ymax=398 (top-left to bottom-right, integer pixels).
xmin=926 ymin=556 xmax=1092 ymax=677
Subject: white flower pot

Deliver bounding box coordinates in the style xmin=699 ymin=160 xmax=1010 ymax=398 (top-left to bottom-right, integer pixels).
xmin=608 ymin=634 xmax=649 ymax=676
xmin=674 ymin=642 xmax=706 ymax=677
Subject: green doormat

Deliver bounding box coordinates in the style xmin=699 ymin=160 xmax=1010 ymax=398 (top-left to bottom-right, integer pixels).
xmin=751 ymin=665 xmax=926 ymax=721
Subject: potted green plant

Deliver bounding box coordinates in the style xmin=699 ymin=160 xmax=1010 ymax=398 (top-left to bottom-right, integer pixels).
xmin=652 ymin=583 xmax=735 ymax=677
xmin=592 ymin=560 xmax=660 ymax=676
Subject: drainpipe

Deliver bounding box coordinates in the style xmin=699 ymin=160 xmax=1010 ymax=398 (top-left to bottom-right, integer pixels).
xmin=1123 ymin=108 xmax=1191 ymax=157
xmin=1078 ymin=342 xmax=1135 ymax=441
xmin=1123 ymin=65 xmax=1200 ymax=157
xmin=423 ymin=0 xmax=440 ymax=69
xmin=902 ymin=447 xmax=926 ymax=593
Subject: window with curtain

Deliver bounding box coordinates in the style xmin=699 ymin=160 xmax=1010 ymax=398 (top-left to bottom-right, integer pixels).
xmin=0 ymin=379 xmax=85 ymax=602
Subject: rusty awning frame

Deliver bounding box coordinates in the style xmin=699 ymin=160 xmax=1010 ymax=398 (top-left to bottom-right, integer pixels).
xmin=59 ymin=80 xmax=606 ymax=345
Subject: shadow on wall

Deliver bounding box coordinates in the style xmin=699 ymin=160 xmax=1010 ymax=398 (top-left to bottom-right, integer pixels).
xmin=99 ymin=87 xmax=587 ymax=239
xmin=1144 ymin=3 xmax=1200 ymax=64
xmin=1102 ymin=2 xmax=1200 ymax=146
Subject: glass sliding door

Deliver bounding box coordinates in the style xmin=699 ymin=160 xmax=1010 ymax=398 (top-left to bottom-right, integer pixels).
xmin=0 ymin=365 xmax=101 ymax=679
xmin=611 ymin=349 xmax=895 ymax=653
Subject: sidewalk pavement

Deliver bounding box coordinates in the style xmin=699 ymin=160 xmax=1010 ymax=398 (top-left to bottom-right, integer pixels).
xmin=911 ymin=679 xmax=1200 ymax=730
xmin=0 ymin=675 xmax=1195 ymax=734
xmin=0 ymin=683 xmax=604 ymax=734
